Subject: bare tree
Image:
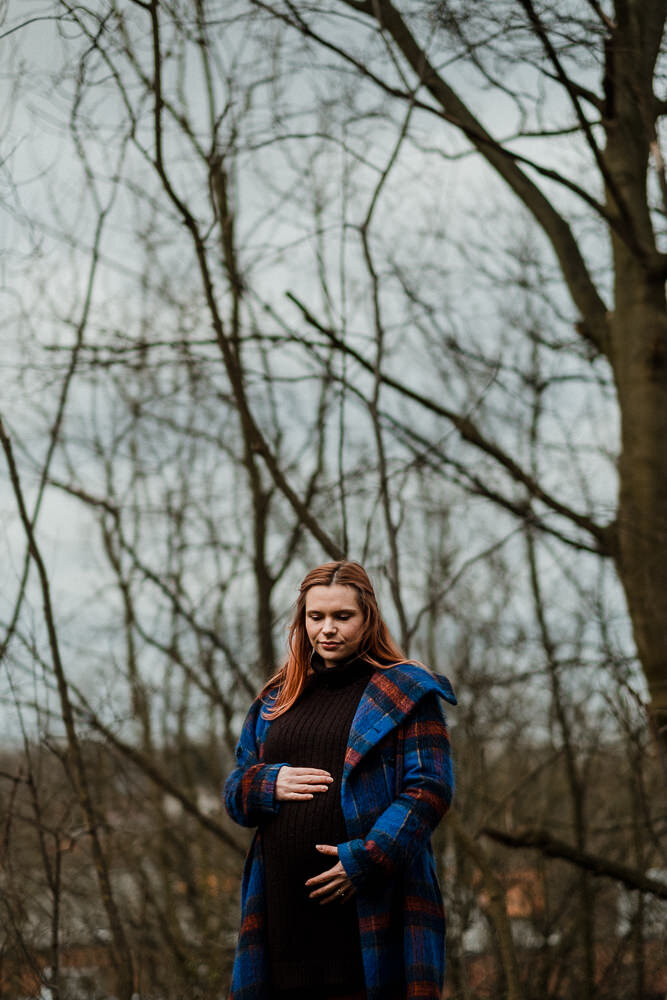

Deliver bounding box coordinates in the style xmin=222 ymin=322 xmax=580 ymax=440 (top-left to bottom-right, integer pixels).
xmin=246 ymin=0 xmax=667 ymax=744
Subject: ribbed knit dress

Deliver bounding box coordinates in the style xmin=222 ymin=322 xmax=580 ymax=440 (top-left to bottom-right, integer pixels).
xmin=261 ymin=655 xmax=373 ymax=993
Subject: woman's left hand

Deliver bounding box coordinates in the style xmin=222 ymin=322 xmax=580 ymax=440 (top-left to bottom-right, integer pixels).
xmin=305 ymin=845 xmax=356 ymax=905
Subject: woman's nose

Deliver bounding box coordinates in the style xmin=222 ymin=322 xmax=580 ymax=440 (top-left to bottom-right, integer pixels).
xmin=322 ymin=619 xmax=337 ymax=634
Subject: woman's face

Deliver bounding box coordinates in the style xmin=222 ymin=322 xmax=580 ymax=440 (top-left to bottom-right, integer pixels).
xmin=305 ymin=583 xmax=366 ymax=666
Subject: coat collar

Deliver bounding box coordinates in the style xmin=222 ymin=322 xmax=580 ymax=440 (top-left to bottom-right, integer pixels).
xmin=343 ymin=661 xmax=456 ymax=778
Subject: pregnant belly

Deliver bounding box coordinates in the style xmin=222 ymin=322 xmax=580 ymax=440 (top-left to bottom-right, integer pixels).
xmin=261 ymin=781 xmax=349 ymax=889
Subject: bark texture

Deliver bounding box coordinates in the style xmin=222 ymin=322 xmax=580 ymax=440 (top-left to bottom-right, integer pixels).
xmin=605 ymin=0 xmax=667 ymax=741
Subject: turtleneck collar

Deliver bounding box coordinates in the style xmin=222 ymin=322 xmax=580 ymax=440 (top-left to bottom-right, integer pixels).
xmin=309 ymin=650 xmax=371 ymax=685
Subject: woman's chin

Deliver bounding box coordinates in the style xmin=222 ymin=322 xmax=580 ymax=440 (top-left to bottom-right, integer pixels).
xmin=318 ymin=646 xmax=346 ymax=663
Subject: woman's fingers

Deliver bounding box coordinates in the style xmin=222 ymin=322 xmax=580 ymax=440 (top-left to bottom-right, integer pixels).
xmin=307 ymin=858 xmax=341 ymax=883
xmin=293 ymin=769 xmax=333 ymax=790
xmin=315 ymin=844 xmax=338 ymax=857
xmin=275 ymin=766 xmax=333 ymax=801
xmin=311 ymin=877 xmax=355 ymax=905
xmin=291 ymin=768 xmax=332 ymax=778
xmin=305 ymin=860 xmax=355 ymax=905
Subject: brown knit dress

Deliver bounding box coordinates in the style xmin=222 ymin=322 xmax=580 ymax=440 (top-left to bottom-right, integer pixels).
xmin=261 ymin=655 xmax=373 ymax=995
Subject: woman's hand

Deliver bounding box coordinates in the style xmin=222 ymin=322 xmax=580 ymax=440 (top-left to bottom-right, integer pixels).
xmin=306 ymin=845 xmax=356 ymax=905
xmin=275 ymin=766 xmax=333 ymax=801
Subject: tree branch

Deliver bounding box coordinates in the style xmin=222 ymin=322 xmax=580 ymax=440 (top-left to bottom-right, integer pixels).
xmin=333 ymin=0 xmax=612 ymax=354
xmin=481 ymin=826 xmax=667 ymax=899
xmin=286 ymin=292 xmax=616 ymax=554
xmin=516 ymin=0 xmax=639 ymax=254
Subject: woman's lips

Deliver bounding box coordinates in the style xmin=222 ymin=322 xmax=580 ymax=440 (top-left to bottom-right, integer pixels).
xmin=320 ymin=641 xmax=340 ymax=648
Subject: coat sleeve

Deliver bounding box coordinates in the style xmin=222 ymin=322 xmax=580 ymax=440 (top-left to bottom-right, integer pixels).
xmin=223 ymin=696 xmax=288 ymax=828
xmin=337 ymin=692 xmax=454 ymax=888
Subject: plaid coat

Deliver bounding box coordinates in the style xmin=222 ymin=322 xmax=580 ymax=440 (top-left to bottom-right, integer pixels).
xmin=224 ymin=662 xmax=456 ymax=1000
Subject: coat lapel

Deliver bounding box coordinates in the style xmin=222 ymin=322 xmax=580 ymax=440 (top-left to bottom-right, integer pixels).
xmin=343 ymin=662 xmax=456 ymax=778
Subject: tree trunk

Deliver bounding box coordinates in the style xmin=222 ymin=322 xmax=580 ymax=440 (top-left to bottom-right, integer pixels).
xmin=612 ymin=288 xmax=667 ymax=743
xmin=606 ymin=2 xmax=667 ymax=745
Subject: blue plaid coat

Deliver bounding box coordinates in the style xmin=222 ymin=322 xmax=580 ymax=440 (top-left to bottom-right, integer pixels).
xmin=224 ymin=662 xmax=456 ymax=1000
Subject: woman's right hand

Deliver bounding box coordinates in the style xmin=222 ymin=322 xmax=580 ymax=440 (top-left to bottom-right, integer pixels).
xmin=275 ymin=766 xmax=333 ymax=801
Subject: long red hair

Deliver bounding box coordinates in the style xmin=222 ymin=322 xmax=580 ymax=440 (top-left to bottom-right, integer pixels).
xmin=262 ymin=561 xmax=405 ymax=718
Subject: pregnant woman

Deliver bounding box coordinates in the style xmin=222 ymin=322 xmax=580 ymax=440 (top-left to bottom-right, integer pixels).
xmin=224 ymin=561 xmax=456 ymax=1000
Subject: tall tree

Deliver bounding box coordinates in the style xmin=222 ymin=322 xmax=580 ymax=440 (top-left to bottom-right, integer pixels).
xmin=252 ymin=0 xmax=667 ymax=742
